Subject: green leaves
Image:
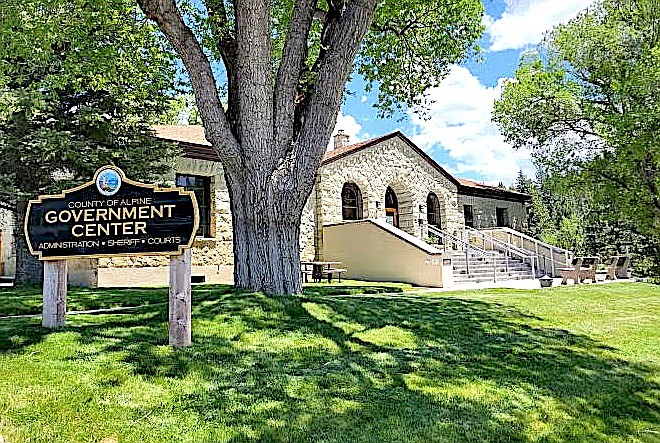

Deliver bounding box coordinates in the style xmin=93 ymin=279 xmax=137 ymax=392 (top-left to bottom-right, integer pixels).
xmin=493 ymin=0 xmax=660 ymax=272
xmin=173 ymin=0 xmax=483 ymax=117
xmin=0 ymin=0 xmax=180 ymax=208
xmin=357 ymin=0 xmax=484 ymax=116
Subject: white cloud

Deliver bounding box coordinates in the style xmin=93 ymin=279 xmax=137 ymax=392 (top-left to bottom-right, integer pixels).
xmin=409 ymin=66 xmax=533 ymax=185
xmin=488 ymin=0 xmax=594 ymax=51
xmin=328 ymin=112 xmax=363 ymax=150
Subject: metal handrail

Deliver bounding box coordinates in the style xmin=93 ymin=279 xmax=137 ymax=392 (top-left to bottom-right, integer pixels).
xmin=427 ymin=225 xmax=497 ymax=281
xmin=465 ymin=227 xmax=537 ymax=277
xmin=481 ymin=226 xmax=573 ymax=277
xmin=482 ymin=226 xmax=571 ymax=255
xmin=465 ymin=227 xmax=529 ymax=256
xmin=428 ymin=226 xmax=490 ymax=256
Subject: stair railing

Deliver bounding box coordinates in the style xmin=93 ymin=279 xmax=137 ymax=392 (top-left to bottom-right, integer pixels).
xmin=427 ymin=225 xmax=497 ymax=282
xmin=464 ymin=227 xmax=538 ymax=277
xmin=481 ymin=227 xmax=572 ymax=277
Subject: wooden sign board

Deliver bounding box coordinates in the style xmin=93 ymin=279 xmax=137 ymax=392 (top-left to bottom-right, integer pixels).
xmin=24 ymin=166 xmax=198 ymax=347
xmin=24 ymin=166 xmax=198 ymax=259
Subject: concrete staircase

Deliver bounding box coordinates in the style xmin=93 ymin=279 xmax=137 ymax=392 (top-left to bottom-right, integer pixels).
xmin=452 ymin=250 xmax=535 ymax=284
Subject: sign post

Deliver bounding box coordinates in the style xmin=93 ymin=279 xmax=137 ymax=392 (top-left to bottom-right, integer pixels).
xmin=169 ymin=249 xmax=192 ymax=347
xmin=24 ymin=166 xmax=198 ymax=346
xmin=42 ymin=260 xmax=67 ymax=328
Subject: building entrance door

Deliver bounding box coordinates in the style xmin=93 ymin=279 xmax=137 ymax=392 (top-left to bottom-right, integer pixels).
xmin=496 ymin=207 xmax=509 ymax=227
xmin=385 ymin=187 xmax=399 ymax=228
xmin=426 ymin=192 xmax=442 ymax=228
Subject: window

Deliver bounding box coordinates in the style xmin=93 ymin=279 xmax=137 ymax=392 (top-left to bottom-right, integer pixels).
xmin=341 ymin=182 xmax=363 ymax=220
xmin=496 ymin=207 xmax=509 ymax=227
xmin=463 ymin=205 xmax=474 ymax=227
xmin=427 ymin=192 xmax=442 ymax=227
xmin=176 ymin=174 xmax=211 ymax=237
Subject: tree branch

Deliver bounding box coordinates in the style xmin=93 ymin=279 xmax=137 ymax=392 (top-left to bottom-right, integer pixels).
xmin=233 ymin=0 xmax=273 ymax=169
xmin=136 ymin=0 xmax=241 ymax=168
xmin=639 ymin=151 xmax=660 ymax=214
xmin=288 ymin=0 xmax=379 ymax=197
xmin=273 ymin=0 xmax=317 ymax=159
xmin=205 ymin=0 xmax=239 ymax=126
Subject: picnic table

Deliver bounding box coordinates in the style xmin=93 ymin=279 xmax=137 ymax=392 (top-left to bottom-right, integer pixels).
xmin=301 ymin=261 xmax=347 ymax=283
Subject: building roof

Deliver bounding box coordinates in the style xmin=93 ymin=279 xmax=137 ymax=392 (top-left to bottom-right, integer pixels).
xmin=153 ymin=125 xmax=210 ymax=146
xmin=456 ymin=178 xmax=530 ymax=202
xmin=321 ymin=132 xmax=529 ymax=202
xmin=153 ymin=125 xmax=220 ymax=162
xmin=153 ymin=125 xmax=530 ymax=202
xmin=322 ymin=133 xmax=397 ymax=163
xmin=321 ymin=131 xmax=460 ymax=186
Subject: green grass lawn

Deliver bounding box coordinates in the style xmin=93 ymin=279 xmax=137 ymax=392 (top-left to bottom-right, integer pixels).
xmin=0 ymin=282 xmax=658 ymax=442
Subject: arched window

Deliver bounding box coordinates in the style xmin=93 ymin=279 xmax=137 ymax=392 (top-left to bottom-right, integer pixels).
xmin=342 ymin=183 xmax=363 ymax=220
xmin=385 ymin=186 xmax=399 ymax=227
xmin=427 ymin=192 xmax=442 ymax=228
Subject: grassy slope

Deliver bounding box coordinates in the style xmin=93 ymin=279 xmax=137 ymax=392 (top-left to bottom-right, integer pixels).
xmin=0 ymin=283 xmax=658 ymax=442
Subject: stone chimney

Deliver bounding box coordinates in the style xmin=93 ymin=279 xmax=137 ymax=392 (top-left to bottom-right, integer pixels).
xmin=333 ymin=129 xmax=350 ymax=150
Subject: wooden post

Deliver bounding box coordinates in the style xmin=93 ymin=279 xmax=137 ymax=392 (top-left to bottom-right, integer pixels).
xmin=550 ymin=247 xmax=555 ymax=277
xmin=0 ymin=230 xmax=4 ymax=275
xmin=43 ymin=260 xmax=67 ymax=328
xmin=169 ymin=249 xmax=192 ymax=347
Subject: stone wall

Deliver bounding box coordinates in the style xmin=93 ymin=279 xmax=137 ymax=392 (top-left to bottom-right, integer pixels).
xmin=300 ymin=192 xmax=316 ymax=261
xmin=316 ymin=136 xmax=463 ymax=257
xmin=100 ymin=157 xmax=318 ymax=267
xmin=101 ymin=157 xmax=234 ymax=268
xmin=458 ymin=194 xmax=528 ymax=231
xmin=86 ymin=135 xmax=530 ymax=271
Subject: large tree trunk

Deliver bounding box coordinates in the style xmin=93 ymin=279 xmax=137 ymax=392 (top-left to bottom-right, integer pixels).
xmin=14 ymin=200 xmax=43 ymax=286
xmin=137 ymin=0 xmax=377 ymax=295
xmin=227 ymin=171 xmax=304 ymax=295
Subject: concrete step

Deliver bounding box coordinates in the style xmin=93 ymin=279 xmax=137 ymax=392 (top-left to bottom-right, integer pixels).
xmin=453 ymin=264 xmax=532 ymax=271
xmin=453 ymin=273 xmax=536 ymax=284
xmin=450 ymin=249 xmax=535 ymax=282
xmin=453 ymin=269 xmax=534 ymax=281
xmin=453 ymin=268 xmax=532 ymax=276
xmin=452 ymin=258 xmax=523 ymax=264
xmin=453 ymin=275 xmax=498 ymax=283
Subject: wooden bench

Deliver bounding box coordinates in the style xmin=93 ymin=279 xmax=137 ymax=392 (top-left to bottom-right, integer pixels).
xmin=558 ymin=256 xmax=599 ymax=284
xmin=578 ymin=257 xmax=599 ymax=282
xmin=558 ymin=257 xmax=583 ymax=285
xmin=320 ymin=268 xmax=347 ymax=283
xmin=301 ymin=261 xmax=344 ymax=283
xmin=606 ymin=256 xmax=631 ymax=280
xmin=301 ymin=268 xmax=314 ymax=283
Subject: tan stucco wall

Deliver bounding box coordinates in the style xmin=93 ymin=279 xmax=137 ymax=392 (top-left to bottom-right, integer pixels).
xmin=323 ymin=220 xmax=451 ymax=287
xmin=458 ymin=194 xmax=528 ymax=231
xmin=68 ymin=258 xmax=99 ymax=287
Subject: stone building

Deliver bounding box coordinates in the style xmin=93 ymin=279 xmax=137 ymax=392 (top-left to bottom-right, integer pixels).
xmin=0 ymin=126 xmax=531 ymax=277
xmin=122 ymin=125 xmax=530 ymax=268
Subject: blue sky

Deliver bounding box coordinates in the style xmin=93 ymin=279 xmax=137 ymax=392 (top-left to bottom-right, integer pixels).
xmin=333 ymin=0 xmax=594 ymax=185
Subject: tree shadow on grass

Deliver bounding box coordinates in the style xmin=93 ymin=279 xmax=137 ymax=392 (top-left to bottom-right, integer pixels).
xmin=1 ymin=288 xmax=659 ymax=442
